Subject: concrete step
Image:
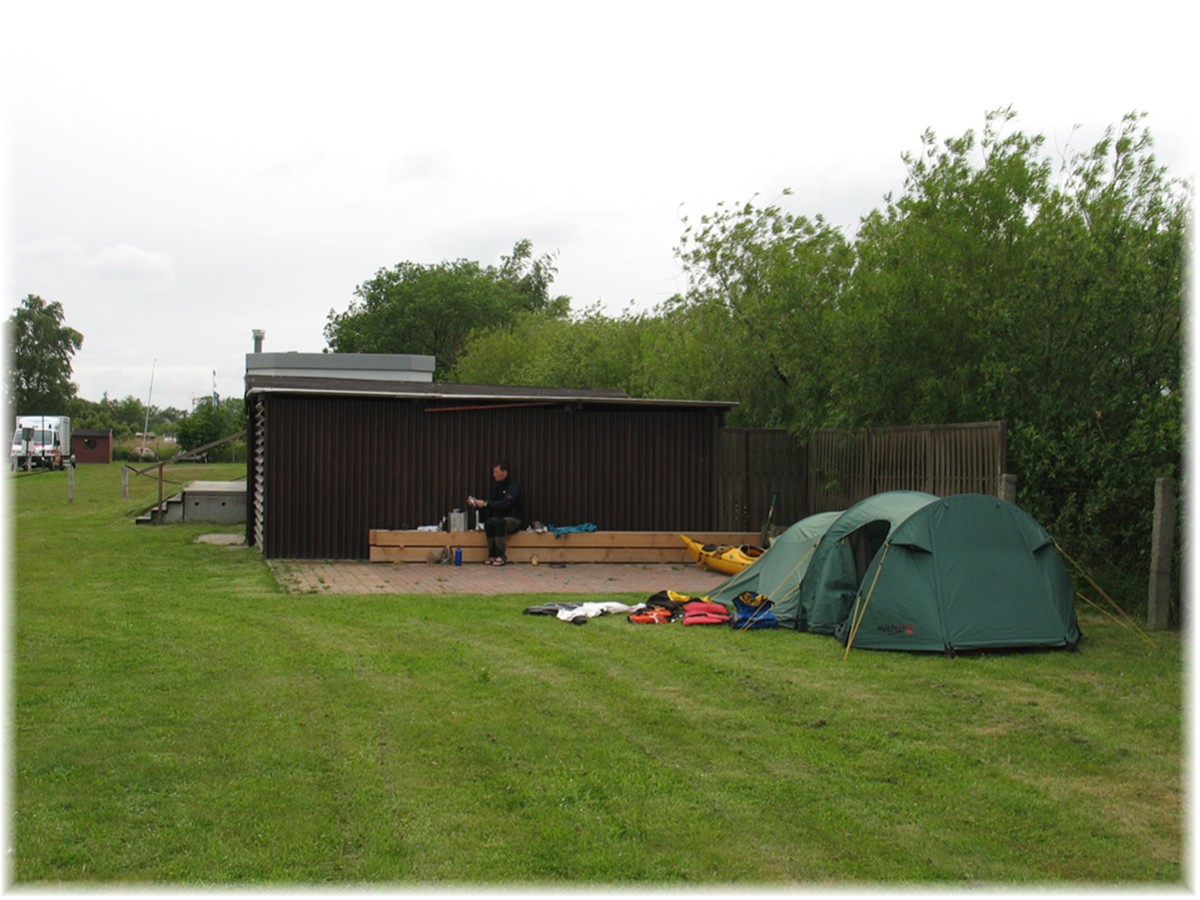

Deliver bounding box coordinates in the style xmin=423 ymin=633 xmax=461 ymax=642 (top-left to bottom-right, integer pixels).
xmin=135 ymin=480 xmax=247 ymax=525
xmin=135 ymin=493 xmax=184 ymax=525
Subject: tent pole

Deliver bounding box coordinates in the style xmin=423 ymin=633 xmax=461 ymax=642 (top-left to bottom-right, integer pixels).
xmin=771 ymin=544 xmax=819 ymax=606
xmin=1074 ymin=591 xmax=1157 ymax=647
xmin=843 ymin=542 xmax=891 ymax=660
xmin=1055 ymin=540 xmax=1157 ymax=647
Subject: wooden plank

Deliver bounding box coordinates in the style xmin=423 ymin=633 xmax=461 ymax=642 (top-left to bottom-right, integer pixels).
xmin=505 ymin=547 xmax=697 ymax=564
xmin=509 ymin=531 xmax=757 ymax=549
xmin=370 ymin=544 xmax=703 ymax=564
xmin=367 ymin=529 xmax=760 ymax=564
xmin=371 ymin=545 xmax=469 ymax=563
xmin=368 ymin=529 xmax=758 ymax=550
xmin=368 ymin=530 xmax=483 ymax=548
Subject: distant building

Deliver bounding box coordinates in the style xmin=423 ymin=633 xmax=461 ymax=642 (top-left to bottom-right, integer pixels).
xmin=72 ymin=428 xmax=113 ymax=464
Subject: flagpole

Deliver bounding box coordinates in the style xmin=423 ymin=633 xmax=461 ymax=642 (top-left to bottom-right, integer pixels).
xmin=143 ymin=359 xmax=156 ymax=449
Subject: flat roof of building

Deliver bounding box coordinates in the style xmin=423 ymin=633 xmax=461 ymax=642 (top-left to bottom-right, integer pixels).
xmin=246 ymin=351 xmax=436 ymax=383
xmin=243 ymin=374 xmax=736 ymax=410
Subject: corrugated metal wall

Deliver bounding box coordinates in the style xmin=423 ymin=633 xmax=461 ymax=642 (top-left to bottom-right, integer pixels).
xmin=258 ymin=394 xmax=722 ymax=559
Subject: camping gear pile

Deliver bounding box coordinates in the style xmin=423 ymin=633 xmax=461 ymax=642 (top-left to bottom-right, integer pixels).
xmin=522 ymin=594 xmax=761 ymax=627
xmin=624 ymin=589 xmax=774 ymax=629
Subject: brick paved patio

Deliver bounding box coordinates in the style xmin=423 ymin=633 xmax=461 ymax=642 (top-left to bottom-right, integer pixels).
xmin=270 ymin=559 xmax=728 ymax=597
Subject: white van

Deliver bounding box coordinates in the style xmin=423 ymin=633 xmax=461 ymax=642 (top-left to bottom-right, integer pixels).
xmin=11 ymin=415 xmax=72 ymax=470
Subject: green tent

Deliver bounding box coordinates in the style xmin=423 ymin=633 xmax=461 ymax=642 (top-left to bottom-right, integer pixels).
xmin=709 ymin=510 xmax=843 ymax=628
xmin=836 ymin=494 xmax=1082 ymax=653
xmin=797 ymin=491 xmax=940 ymax=634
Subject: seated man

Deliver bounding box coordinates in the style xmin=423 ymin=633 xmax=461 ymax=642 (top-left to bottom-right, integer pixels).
xmin=468 ymin=461 xmax=525 ymax=566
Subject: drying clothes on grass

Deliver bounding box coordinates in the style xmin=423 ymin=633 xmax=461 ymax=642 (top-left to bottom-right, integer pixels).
xmin=522 ymin=600 xmax=633 ymax=624
xmin=556 ymin=601 xmax=633 ymax=624
xmin=523 ymin=602 xmax=582 ymax=616
xmin=527 ymin=592 xmax=759 ymax=630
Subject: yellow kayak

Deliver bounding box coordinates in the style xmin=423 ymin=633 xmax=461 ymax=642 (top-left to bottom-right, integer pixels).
xmin=679 ymin=535 xmax=765 ymax=575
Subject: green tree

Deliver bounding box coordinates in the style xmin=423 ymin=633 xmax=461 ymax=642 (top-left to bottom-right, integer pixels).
xmin=66 ymin=395 xmax=117 ymax=434
xmin=7 ymin=294 xmax=84 ymax=413
xmin=175 ymin=398 xmax=245 ymax=455
xmin=452 ymin=304 xmax=654 ymax=393
xmin=496 ymin=239 xmax=571 ymax=317
xmin=833 ymin=108 xmax=1186 ymax=589
xmin=68 ymin=393 xmax=183 ymax=438
xmin=1002 ymin=114 xmax=1186 ymax=567
xmin=835 ymin=109 xmax=1054 ymax=427
xmin=670 ymin=193 xmax=854 ymax=431
xmin=325 ymin=240 xmax=569 ymax=378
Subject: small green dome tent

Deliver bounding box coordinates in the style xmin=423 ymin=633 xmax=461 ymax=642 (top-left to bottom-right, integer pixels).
xmin=836 ymin=494 xmax=1082 ymax=653
xmin=709 ymin=510 xmax=843 ymax=628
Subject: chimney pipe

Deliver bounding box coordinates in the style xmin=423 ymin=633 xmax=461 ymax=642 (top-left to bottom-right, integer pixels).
xmin=252 ymin=329 xmax=265 ymax=353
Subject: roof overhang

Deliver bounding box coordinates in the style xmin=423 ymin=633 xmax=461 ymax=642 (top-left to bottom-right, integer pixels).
xmin=243 ymin=374 xmax=736 ymax=411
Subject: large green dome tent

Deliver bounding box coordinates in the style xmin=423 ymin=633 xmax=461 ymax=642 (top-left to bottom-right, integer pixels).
xmin=709 ymin=510 xmax=843 ymax=628
xmin=797 ymin=491 xmax=940 ymax=634
xmin=837 ymin=494 xmax=1082 ymax=653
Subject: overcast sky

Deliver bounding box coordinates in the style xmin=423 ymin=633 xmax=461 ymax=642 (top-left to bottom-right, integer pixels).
xmin=4 ymin=1 xmax=1196 ymax=413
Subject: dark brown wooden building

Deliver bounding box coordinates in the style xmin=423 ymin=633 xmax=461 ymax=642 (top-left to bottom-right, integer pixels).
xmin=245 ymin=373 xmax=735 ymax=560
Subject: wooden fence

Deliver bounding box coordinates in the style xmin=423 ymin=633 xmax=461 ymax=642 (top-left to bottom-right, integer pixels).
xmin=716 ymin=421 xmax=1007 ymax=530
xmin=716 ymin=429 xmax=808 ymax=533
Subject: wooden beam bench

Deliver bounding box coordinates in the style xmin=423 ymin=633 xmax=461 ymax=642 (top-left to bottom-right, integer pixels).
xmin=368 ymin=529 xmax=761 ymax=565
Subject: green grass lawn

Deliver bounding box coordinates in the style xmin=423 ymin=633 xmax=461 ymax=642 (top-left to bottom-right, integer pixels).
xmin=7 ymin=463 xmax=1185 ymax=886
